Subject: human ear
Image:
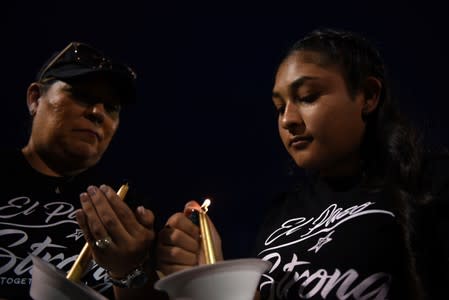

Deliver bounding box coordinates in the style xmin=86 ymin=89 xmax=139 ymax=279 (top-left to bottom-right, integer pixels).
xmin=26 ymin=83 xmax=41 ymax=116
xmin=361 ymin=76 xmax=382 ymax=115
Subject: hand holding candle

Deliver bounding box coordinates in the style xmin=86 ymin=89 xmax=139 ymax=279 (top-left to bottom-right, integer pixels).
xmin=66 ymin=183 xmax=129 ymax=282
xmin=155 ymin=198 xmax=269 ymax=300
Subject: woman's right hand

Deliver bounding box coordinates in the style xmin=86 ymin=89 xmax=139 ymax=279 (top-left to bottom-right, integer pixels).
xmin=156 ymin=200 xmax=223 ymax=276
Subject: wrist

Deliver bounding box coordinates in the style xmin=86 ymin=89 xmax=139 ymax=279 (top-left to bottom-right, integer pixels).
xmin=108 ymin=264 xmax=149 ymax=288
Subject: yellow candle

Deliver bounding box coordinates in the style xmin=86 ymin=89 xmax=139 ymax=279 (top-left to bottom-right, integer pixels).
xmin=199 ymin=199 xmax=216 ymax=264
xmin=66 ymin=183 xmax=129 ymax=282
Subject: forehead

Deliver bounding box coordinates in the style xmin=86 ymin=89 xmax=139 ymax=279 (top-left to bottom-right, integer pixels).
xmin=275 ymin=51 xmax=343 ymax=86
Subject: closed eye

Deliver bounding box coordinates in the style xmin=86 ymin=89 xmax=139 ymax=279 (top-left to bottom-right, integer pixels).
xmin=68 ymin=90 xmax=120 ymax=116
xmin=296 ymin=93 xmax=320 ymax=104
xmin=69 ymin=91 xmax=97 ymax=107
xmin=104 ymin=103 xmax=121 ymax=115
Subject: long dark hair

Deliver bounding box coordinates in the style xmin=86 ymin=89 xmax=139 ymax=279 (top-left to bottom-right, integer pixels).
xmin=284 ymin=28 xmax=426 ymax=298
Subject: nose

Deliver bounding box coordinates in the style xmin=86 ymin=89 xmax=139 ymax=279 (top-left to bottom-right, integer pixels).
xmin=85 ymin=103 xmax=105 ymax=125
xmin=280 ymin=101 xmax=304 ymax=132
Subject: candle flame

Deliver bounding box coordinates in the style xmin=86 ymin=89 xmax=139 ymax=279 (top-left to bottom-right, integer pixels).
xmin=201 ymin=198 xmax=211 ymax=213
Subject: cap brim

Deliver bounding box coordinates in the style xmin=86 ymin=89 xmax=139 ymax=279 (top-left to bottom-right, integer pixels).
xmin=43 ymin=65 xmax=136 ymax=104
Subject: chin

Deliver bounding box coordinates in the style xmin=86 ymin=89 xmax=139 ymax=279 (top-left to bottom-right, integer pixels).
xmin=291 ymin=155 xmax=322 ymax=171
xmin=67 ymin=148 xmax=101 ymax=164
xmin=70 ymin=142 xmax=99 ymax=154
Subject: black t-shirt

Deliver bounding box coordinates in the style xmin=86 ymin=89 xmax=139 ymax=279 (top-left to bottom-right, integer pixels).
xmin=254 ymin=157 xmax=449 ymax=300
xmin=0 ymin=149 xmax=139 ymax=299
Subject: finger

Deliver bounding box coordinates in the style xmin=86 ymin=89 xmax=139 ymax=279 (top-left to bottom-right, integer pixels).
xmin=166 ymin=212 xmax=200 ymax=240
xmin=158 ymin=263 xmax=194 ymax=276
xmin=134 ymin=206 xmax=155 ymax=230
xmin=158 ymin=225 xmax=199 ymax=253
xmin=80 ymin=190 xmax=111 ymax=244
xmin=75 ymin=208 xmax=93 ymax=244
xmin=156 ymin=244 xmax=198 ymax=266
xmin=99 ymin=185 xmax=143 ymax=238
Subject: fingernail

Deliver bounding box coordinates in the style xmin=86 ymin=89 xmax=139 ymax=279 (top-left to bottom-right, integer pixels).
xmin=80 ymin=192 xmax=89 ymax=202
xmin=99 ymin=185 xmax=108 ymax=193
xmin=87 ymin=186 xmax=96 ymax=196
xmin=137 ymin=206 xmax=145 ymax=215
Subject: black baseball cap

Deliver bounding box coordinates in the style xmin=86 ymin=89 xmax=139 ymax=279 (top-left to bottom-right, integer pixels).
xmin=36 ymin=42 xmax=137 ymax=104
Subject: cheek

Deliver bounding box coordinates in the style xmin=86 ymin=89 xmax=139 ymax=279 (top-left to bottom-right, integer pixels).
xmin=304 ymin=99 xmax=363 ymax=138
xmin=33 ymin=109 xmax=64 ymax=137
xmin=103 ymin=119 xmax=119 ymax=140
xmin=316 ymin=109 xmax=365 ymax=152
xmin=47 ymin=101 xmax=73 ymax=129
xmin=301 ymin=107 xmax=329 ymax=138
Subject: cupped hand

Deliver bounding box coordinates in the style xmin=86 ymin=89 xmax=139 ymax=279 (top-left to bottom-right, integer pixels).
xmin=75 ymin=184 xmax=155 ymax=278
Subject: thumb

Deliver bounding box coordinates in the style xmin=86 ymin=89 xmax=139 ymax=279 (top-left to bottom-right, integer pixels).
xmin=184 ymin=200 xmax=201 ymax=213
xmin=183 ymin=200 xmax=201 ymax=217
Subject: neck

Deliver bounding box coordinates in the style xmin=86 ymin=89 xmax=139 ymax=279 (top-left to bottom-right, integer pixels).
xmin=318 ymin=153 xmax=362 ymax=178
xmin=21 ymin=144 xmax=86 ymax=177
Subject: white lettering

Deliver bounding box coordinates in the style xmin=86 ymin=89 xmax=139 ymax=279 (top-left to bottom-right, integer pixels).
xmin=260 ymin=202 xmax=395 ymax=255
xmin=261 ymin=253 xmax=390 ymax=299
xmin=0 ymin=197 xmax=39 ymax=218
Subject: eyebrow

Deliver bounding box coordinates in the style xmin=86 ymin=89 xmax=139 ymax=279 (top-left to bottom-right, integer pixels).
xmin=272 ymin=76 xmax=318 ymax=99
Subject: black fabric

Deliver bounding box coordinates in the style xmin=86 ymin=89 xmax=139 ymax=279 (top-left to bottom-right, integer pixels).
xmin=0 ymin=148 xmax=142 ymax=299
xmin=254 ymin=157 xmax=449 ymax=300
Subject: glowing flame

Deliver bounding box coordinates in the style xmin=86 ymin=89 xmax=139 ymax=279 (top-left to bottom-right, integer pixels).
xmin=201 ymin=198 xmax=211 ymax=213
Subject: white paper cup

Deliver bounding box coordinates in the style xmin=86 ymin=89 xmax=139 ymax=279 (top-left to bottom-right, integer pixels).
xmin=154 ymin=258 xmax=271 ymax=300
xmin=30 ymin=255 xmax=107 ymax=300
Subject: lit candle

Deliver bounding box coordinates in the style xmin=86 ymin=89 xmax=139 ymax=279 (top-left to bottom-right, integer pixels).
xmin=199 ymin=199 xmax=216 ymax=264
xmin=66 ymin=183 xmax=129 ymax=282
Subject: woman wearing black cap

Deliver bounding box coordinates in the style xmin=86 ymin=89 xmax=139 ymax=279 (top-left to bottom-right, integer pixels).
xmin=0 ymin=42 xmax=165 ymax=300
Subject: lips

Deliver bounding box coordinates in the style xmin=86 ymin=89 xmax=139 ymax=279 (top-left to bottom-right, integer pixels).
xmin=289 ymin=135 xmax=313 ymax=148
xmin=74 ymin=129 xmax=102 ymax=141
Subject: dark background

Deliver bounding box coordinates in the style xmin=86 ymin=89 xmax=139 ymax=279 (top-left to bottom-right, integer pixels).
xmin=3 ymin=2 xmax=449 ymax=259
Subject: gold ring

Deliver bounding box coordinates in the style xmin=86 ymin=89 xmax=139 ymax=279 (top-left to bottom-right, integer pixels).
xmin=95 ymin=236 xmax=112 ymax=249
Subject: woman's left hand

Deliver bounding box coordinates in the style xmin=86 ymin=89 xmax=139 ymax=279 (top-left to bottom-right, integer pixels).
xmin=75 ymin=184 xmax=155 ymax=278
